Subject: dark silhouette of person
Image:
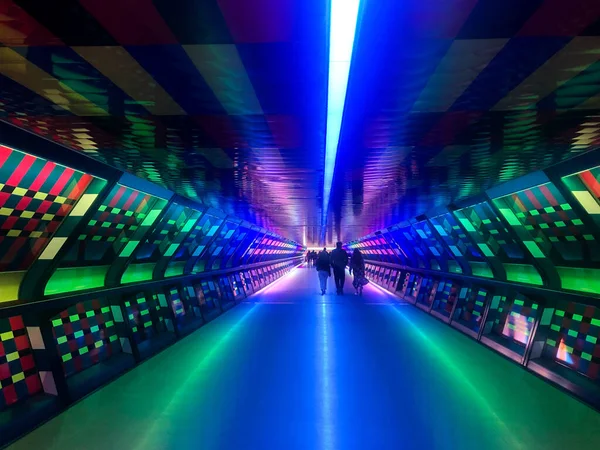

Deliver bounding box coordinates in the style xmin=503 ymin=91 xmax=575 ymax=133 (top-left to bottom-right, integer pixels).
xmin=315 ymin=248 xmax=331 ymax=295
xmin=330 ymin=241 xmax=349 ymax=295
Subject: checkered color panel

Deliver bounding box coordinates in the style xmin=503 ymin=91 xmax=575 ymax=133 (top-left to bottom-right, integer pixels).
xmin=52 ymin=299 xmax=121 ymax=378
xmin=174 ymin=213 xmax=223 ymax=262
xmin=454 ymin=201 xmax=526 ymax=262
xmin=134 ymin=203 xmax=191 ymax=262
xmin=71 ymin=183 xmax=166 ymax=263
xmin=563 ymin=166 xmax=600 ymax=229
xmin=125 ymin=292 xmax=162 ymax=344
xmin=430 ymin=212 xmax=482 ymax=260
xmin=545 ymin=302 xmax=600 ymax=381
xmin=495 ymin=182 xmax=596 ymax=262
xmin=412 ymin=220 xmax=448 ymax=261
xmin=204 ymin=220 xmax=239 ymax=269
xmin=454 ymin=288 xmax=488 ymax=331
xmin=0 ymin=315 xmax=42 ymax=410
xmin=433 ymin=281 xmax=462 ymax=314
xmin=0 ymin=145 xmax=94 ymax=271
xmin=498 ymin=295 xmax=539 ymax=345
xmin=169 ymin=287 xmax=185 ymax=318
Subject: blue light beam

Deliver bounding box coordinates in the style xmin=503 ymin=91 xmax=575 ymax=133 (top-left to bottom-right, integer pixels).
xmin=322 ymin=0 xmax=361 ymax=235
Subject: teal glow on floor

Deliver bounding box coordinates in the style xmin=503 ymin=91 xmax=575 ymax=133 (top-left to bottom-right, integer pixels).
xmin=8 ymin=267 xmax=600 ymax=449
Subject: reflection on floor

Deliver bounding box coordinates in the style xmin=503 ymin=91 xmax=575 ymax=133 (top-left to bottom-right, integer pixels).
xmin=8 ymin=267 xmax=600 ymax=450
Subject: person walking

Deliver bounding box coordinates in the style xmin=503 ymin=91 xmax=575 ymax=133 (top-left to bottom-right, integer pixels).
xmin=330 ymin=241 xmax=349 ymax=295
xmin=349 ymin=248 xmax=368 ymax=296
xmin=315 ymin=248 xmax=331 ymax=295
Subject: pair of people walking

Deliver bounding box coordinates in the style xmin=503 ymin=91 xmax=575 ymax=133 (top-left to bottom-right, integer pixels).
xmin=315 ymin=242 xmax=368 ymax=296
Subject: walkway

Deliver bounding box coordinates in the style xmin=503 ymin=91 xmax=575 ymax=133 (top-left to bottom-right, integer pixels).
xmin=8 ymin=267 xmax=600 ymax=450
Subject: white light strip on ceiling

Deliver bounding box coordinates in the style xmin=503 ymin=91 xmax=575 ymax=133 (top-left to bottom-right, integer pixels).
xmin=322 ymin=0 xmax=361 ymax=238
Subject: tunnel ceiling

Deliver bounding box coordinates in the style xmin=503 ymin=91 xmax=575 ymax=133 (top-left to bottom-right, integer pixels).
xmin=2 ymin=1 xmax=600 ymax=246
xmin=0 ymin=0 xmax=328 ymax=245
xmin=329 ymin=0 xmax=600 ymax=243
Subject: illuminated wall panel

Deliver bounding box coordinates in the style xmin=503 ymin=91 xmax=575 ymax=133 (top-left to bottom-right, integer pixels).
xmin=453 ymin=201 xmax=543 ymax=285
xmin=0 ymin=145 xmax=106 ymax=303
xmin=125 ymin=293 xmax=164 ymax=344
xmin=132 ymin=203 xmax=195 ymax=263
xmin=452 ymin=287 xmax=489 ymax=334
xmin=543 ymin=301 xmax=600 ymax=381
xmin=0 ymin=145 xmax=95 ymax=272
xmin=493 ymin=183 xmax=597 ymax=264
xmin=483 ymin=294 xmax=540 ymax=353
xmin=389 ymin=224 xmax=428 ymax=269
xmin=412 ymin=220 xmax=455 ymax=272
xmin=198 ymin=219 xmax=241 ymax=272
xmin=430 ymin=212 xmax=494 ymax=278
xmin=52 ymin=300 xmax=121 ymax=378
xmin=0 ymin=316 xmax=42 ymax=410
xmin=47 ymin=184 xmax=168 ymax=294
xmin=175 ymin=212 xmax=224 ymax=275
xmin=563 ymin=166 xmax=600 ymax=227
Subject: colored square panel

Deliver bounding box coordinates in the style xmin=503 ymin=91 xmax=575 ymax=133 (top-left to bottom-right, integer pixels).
xmin=454 ymin=201 xmax=526 ymax=262
xmin=125 ymin=292 xmax=164 ymax=344
xmin=0 ymin=145 xmax=98 ymax=271
xmin=133 ymin=203 xmax=195 ymax=263
xmin=0 ymin=315 xmax=41 ymax=410
xmin=494 ymin=182 xmax=598 ymax=263
xmin=51 ymin=299 xmax=121 ymax=378
xmin=563 ymin=166 xmax=600 ymax=225
xmin=61 ymin=183 xmax=167 ymax=266
xmin=544 ymin=301 xmax=600 ymax=381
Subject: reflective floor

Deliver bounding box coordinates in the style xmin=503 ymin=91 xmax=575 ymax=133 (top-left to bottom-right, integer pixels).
xmin=8 ymin=267 xmax=600 ymax=450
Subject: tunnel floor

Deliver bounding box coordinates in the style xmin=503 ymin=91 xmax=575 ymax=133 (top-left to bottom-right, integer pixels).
xmin=7 ymin=267 xmax=600 ymax=450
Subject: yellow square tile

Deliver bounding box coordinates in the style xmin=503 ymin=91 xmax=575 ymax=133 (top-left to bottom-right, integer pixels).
xmin=12 ymin=372 xmax=25 ymax=383
xmin=34 ymin=192 xmax=48 ymax=200
xmin=42 ymin=213 xmax=54 ymax=221
xmin=55 ymin=196 xmax=66 ymax=204
xmin=20 ymin=210 xmax=34 ymax=219
xmin=0 ymin=207 xmax=13 ymax=216
xmin=7 ymin=229 xmax=21 ymax=237
xmin=13 ymin=187 xmax=27 ymax=196
xmin=0 ymin=331 xmax=14 ymax=341
xmin=6 ymin=352 xmax=20 ymax=362
xmin=30 ymin=231 xmax=43 ymax=238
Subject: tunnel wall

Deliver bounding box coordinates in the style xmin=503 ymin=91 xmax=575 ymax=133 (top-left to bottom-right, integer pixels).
xmin=346 ymin=149 xmax=600 ymax=410
xmin=0 ymin=129 xmax=304 ymax=446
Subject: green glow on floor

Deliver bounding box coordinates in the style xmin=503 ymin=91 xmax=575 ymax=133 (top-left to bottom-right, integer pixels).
xmin=390 ymin=306 xmax=526 ymax=449
xmin=133 ymin=304 xmax=259 ymax=450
